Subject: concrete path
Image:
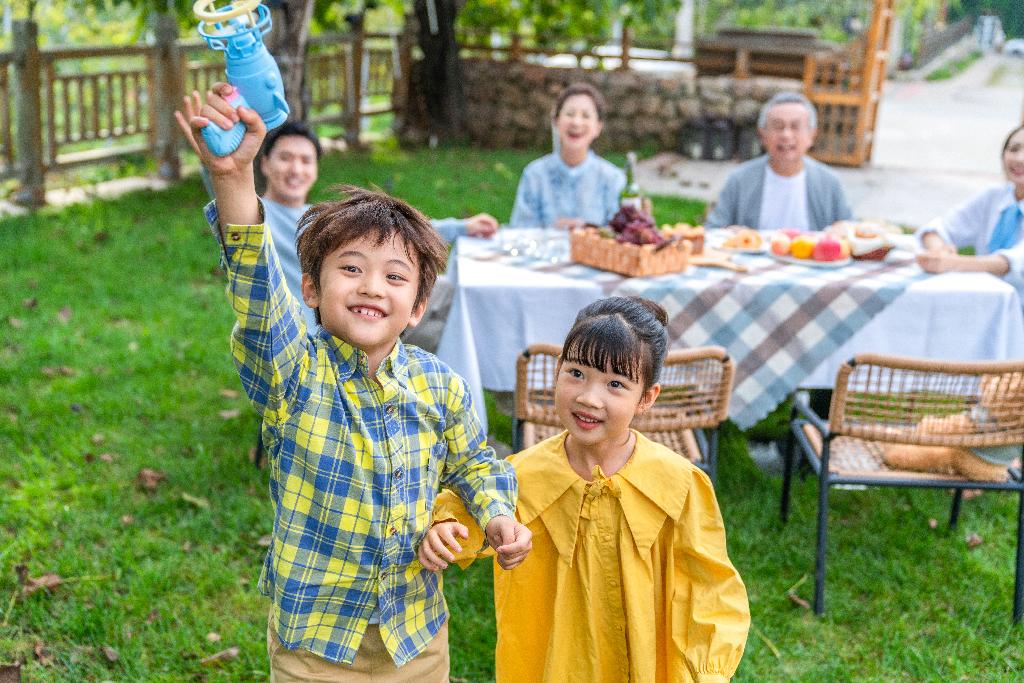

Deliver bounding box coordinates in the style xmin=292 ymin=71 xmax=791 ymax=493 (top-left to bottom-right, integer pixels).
xmin=639 ymin=52 xmax=1024 ymax=228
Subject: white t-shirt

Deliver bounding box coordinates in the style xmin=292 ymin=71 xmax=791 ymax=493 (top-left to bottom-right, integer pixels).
xmin=757 ymin=166 xmax=809 ymax=232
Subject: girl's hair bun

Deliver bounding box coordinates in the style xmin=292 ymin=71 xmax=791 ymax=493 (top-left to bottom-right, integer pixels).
xmin=628 ymin=296 xmax=668 ymax=327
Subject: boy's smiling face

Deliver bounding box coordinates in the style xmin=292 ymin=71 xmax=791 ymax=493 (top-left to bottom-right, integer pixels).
xmin=302 ymin=233 xmax=426 ymax=373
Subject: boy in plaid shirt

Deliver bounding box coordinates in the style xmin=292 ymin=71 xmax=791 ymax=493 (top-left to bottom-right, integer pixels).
xmin=187 ymin=84 xmax=530 ymax=681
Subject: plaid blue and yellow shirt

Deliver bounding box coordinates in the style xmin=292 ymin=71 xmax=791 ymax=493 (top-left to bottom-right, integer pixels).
xmin=206 ymin=202 xmax=517 ymax=666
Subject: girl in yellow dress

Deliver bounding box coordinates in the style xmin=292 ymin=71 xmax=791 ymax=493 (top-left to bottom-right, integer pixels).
xmin=419 ymin=296 xmax=750 ymax=682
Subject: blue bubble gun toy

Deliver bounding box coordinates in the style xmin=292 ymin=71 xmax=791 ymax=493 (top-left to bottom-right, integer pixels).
xmin=193 ymin=0 xmax=290 ymax=156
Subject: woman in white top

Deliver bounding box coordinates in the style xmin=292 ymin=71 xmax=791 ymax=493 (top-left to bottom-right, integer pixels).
xmin=917 ymin=125 xmax=1024 ymax=294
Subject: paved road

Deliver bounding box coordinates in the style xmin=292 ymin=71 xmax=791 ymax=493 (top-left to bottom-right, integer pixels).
xmin=639 ymin=52 xmax=1024 ymax=228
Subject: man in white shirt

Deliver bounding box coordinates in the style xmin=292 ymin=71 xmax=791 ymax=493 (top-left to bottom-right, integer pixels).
xmin=705 ymin=92 xmax=852 ymax=232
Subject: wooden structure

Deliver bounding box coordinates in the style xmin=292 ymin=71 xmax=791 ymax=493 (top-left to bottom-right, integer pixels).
xmin=695 ymin=27 xmax=839 ymax=80
xmin=1 ymin=19 xmax=403 ymax=206
xmin=803 ymin=0 xmax=895 ymax=166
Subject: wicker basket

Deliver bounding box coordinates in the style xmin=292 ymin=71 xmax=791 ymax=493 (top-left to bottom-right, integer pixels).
xmin=569 ymin=228 xmax=692 ymax=277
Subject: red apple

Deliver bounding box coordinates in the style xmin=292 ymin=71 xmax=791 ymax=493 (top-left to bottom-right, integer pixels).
xmin=812 ymin=236 xmax=844 ymax=262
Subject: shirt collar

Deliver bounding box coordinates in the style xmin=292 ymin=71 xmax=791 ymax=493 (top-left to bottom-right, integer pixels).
xmin=512 ymin=431 xmax=689 ymax=566
xmin=552 ymin=150 xmax=595 ymax=179
xmin=317 ymin=328 xmax=409 ymax=384
xmin=1000 ymin=183 xmax=1024 ymax=213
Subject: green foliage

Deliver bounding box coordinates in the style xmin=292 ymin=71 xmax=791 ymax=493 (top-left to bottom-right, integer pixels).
xmin=957 ymin=0 xmax=1024 ymax=38
xmin=925 ymin=49 xmax=982 ymax=80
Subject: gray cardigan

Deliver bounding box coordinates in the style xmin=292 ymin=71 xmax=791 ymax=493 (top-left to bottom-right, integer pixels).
xmin=705 ymin=155 xmax=852 ymax=231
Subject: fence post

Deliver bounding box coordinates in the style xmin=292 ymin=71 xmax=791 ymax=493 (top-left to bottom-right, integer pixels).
xmin=151 ymin=13 xmax=182 ymax=181
xmin=619 ymin=26 xmax=632 ymax=71
xmin=12 ymin=20 xmax=45 ymax=208
xmin=392 ymin=19 xmax=415 ymax=134
xmin=345 ymin=17 xmax=365 ymax=150
xmin=510 ymin=32 xmax=522 ymax=62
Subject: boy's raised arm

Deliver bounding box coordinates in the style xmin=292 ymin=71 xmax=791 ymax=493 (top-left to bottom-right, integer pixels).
xmin=187 ymin=83 xmax=264 ymax=228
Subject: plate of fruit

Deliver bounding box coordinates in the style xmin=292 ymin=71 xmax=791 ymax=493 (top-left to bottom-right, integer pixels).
xmin=769 ymin=229 xmax=852 ymax=268
xmin=716 ymin=226 xmax=767 ymax=253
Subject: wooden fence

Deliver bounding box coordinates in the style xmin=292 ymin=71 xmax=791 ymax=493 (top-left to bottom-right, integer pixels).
xmin=2 ymin=18 xmax=404 ymax=206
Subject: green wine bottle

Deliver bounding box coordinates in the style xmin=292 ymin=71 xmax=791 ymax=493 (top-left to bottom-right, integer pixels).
xmin=620 ymin=151 xmax=642 ymax=210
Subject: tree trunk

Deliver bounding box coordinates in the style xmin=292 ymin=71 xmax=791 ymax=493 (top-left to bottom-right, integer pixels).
xmin=414 ymin=0 xmax=467 ymax=142
xmin=267 ymin=0 xmax=314 ymax=121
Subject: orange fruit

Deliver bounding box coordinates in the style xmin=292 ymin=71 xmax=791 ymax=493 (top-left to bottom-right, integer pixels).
xmin=790 ymin=235 xmax=817 ymax=259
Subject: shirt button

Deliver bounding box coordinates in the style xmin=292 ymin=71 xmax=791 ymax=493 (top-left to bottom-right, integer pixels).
xmin=229 ymin=231 xmax=241 ymax=241
xmin=390 ymin=526 xmax=399 ymax=536
xmin=386 ymin=403 xmax=397 ymax=415
xmin=394 ymin=469 xmax=404 ymax=480
xmin=380 ymin=571 xmax=388 ymax=581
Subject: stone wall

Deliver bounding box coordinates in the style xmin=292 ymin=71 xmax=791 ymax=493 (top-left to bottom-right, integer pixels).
xmin=399 ymin=58 xmax=800 ymax=153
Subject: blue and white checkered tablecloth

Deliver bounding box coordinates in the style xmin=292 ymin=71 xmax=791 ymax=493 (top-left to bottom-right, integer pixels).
xmin=466 ymin=248 xmax=927 ymax=428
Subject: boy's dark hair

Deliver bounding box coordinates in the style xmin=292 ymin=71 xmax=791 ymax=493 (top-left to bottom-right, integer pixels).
xmin=263 ymin=120 xmax=322 ymax=160
xmin=560 ymin=296 xmax=669 ymax=392
xmin=296 ymin=185 xmax=448 ymax=311
xmin=553 ymin=82 xmax=607 ymax=121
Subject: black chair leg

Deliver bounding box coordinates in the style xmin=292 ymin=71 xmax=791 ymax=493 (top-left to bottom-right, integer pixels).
xmin=813 ymin=480 xmax=830 ymax=616
xmin=254 ymin=423 xmax=264 ymax=469
xmin=781 ymin=426 xmax=796 ymax=523
xmin=949 ymin=489 xmax=964 ymax=529
xmin=707 ymin=428 xmax=719 ymax=485
xmin=1015 ymin=489 xmax=1024 ymax=624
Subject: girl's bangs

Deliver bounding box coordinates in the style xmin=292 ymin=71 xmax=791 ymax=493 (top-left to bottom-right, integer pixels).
xmin=561 ymin=317 xmax=643 ymax=383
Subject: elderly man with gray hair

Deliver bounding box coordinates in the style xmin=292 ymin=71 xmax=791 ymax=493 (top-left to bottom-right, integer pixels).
xmin=705 ymin=91 xmax=852 ymax=232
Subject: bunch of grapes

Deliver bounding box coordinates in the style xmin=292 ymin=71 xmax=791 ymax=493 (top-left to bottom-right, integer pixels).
xmin=608 ymin=205 xmax=663 ymax=246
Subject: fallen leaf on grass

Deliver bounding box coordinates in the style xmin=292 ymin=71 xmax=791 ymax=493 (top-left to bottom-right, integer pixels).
xmin=23 ymin=573 xmax=63 ymax=595
xmin=786 ymin=592 xmax=811 ymax=610
xmin=218 ymin=409 xmax=241 ymax=420
xmin=928 ymin=518 xmax=938 ymax=529
xmin=41 ymin=366 xmax=76 ymax=378
xmin=966 ymin=532 xmax=984 ymax=549
xmin=7 ymin=318 xmax=23 ymax=329
xmin=101 ymin=646 xmax=119 ymax=662
xmin=206 ymin=632 xmax=221 ymax=643
xmin=146 ymin=609 xmax=160 ymax=624
xmin=33 ymin=641 xmax=52 ymax=666
xmin=127 ymin=341 xmax=139 ymax=353
xmin=136 ymin=468 xmax=166 ymax=491
xmin=181 ymin=493 xmax=210 ymax=509
xmin=200 ymin=646 xmax=239 ymax=666
xmin=99 ymin=453 xmax=116 ymax=463
xmin=218 ymin=388 xmax=240 ymax=399
xmin=182 ymin=541 xmax=193 ymax=553
xmin=57 ymin=307 xmax=73 ymax=324
xmin=257 ymin=534 xmax=272 ymax=548
xmin=0 ymin=662 xmax=22 ymax=683
xmin=22 ymin=297 xmax=37 ymax=309
xmin=121 ymin=515 xmax=134 ymax=525
xmin=83 ymin=453 xmax=95 ymax=463
xmin=91 ymin=433 xmax=105 ymax=445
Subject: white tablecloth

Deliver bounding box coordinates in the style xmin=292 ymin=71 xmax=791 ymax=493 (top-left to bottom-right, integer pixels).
xmin=437 ymin=236 xmax=1024 ymax=432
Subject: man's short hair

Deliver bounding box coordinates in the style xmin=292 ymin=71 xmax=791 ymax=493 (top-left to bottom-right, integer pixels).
xmin=296 ymin=186 xmax=448 ymax=310
xmin=263 ymin=120 xmax=323 ymax=160
xmin=757 ymin=92 xmax=818 ymax=131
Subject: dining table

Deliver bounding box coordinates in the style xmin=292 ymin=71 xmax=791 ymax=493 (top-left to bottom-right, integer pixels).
xmin=436 ymin=229 xmax=1024 ymax=433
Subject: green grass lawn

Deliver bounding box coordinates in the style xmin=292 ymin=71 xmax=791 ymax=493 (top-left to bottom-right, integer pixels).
xmin=2 ymin=144 xmax=1023 ymax=681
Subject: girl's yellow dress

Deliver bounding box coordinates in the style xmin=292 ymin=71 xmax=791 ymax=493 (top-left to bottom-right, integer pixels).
xmin=435 ymin=430 xmax=749 ymax=683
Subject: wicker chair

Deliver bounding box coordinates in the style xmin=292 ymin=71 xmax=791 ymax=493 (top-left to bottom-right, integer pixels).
xmin=513 ymin=344 xmax=735 ymax=483
xmin=780 ymin=354 xmax=1024 ymax=621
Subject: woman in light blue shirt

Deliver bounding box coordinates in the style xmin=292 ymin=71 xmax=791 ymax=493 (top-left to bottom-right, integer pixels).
xmin=917 ymin=125 xmax=1024 ymax=297
xmin=509 ymin=83 xmax=625 ymax=229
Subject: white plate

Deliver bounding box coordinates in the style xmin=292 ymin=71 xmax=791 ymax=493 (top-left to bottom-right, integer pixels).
xmin=717 ymin=244 xmax=768 ymax=255
xmin=770 ymin=253 xmax=852 ymax=269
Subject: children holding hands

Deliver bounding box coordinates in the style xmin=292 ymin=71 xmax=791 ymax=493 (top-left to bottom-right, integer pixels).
xmin=187 ymin=82 xmax=530 ymax=680
xmin=421 ymin=296 xmax=750 ymax=682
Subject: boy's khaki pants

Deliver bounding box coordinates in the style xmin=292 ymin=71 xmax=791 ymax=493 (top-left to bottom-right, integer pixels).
xmin=268 ymin=619 xmax=449 ymax=683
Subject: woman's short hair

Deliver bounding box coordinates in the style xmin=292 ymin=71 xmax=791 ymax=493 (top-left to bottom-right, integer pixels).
xmin=553 ymin=82 xmax=607 ymax=121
